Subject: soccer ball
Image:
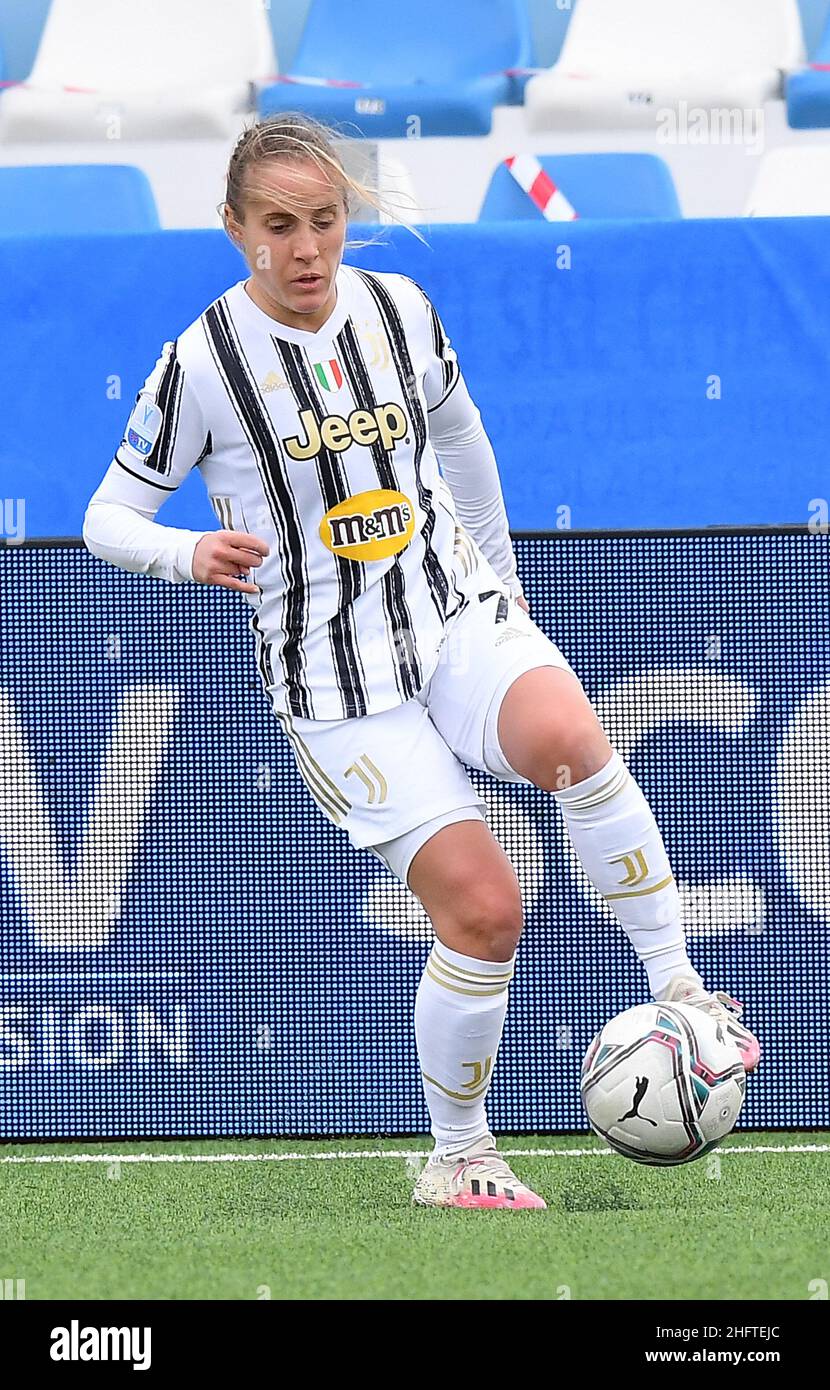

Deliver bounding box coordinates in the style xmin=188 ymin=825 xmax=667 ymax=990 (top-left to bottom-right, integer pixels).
xmin=580 ymin=1002 xmax=746 ymax=1166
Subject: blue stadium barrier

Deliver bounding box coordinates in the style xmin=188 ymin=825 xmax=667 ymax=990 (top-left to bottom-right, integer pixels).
xmin=1 ymin=219 xmax=829 ymax=541
xmin=258 ymin=0 xmax=531 ymax=136
xmin=1 ymin=528 xmax=827 ymax=1137
xmin=479 ymin=153 xmax=681 ymax=220
xmin=0 ymin=164 xmax=160 ymax=236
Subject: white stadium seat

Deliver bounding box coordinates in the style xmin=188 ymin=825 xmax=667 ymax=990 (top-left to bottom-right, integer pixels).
xmin=334 ymin=142 xmax=421 ymax=225
xmin=0 ymin=0 xmax=276 ymax=141
xmin=745 ymin=147 xmax=830 ymax=216
xmin=376 ymin=151 xmax=420 ymax=225
xmin=525 ymin=0 xmax=805 ymax=131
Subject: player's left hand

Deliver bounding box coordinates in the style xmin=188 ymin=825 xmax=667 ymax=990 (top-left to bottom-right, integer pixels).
xmin=516 ymin=594 xmax=530 ymax=615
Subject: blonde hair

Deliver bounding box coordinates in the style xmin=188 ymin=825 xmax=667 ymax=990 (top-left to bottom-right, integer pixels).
xmin=220 ymin=112 xmax=425 ymax=250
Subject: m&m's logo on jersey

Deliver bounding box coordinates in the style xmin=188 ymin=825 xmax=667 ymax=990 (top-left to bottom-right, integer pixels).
xmin=124 ymin=400 xmax=163 ymax=458
xmin=284 ymin=403 xmax=408 ymax=461
xmin=319 ymin=489 xmax=415 ymax=562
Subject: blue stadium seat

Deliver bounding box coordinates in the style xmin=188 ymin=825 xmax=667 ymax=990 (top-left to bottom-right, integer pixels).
xmin=0 ymin=0 xmax=51 ymax=83
xmin=478 ymin=153 xmax=682 ymax=221
xmin=0 ymin=165 xmax=160 ymax=236
xmin=787 ymin=12 xmax=830 ymax=125
xmin=258 ymin=0 xmax=531 ymax=136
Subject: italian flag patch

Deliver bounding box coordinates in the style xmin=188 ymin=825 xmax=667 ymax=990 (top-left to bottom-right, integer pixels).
xmin=314 ymin=358 xmax=343 ymax=392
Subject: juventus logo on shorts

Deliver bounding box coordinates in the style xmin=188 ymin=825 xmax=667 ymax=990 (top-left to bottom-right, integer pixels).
xmin=344 ymin=755 xmax=388 ymax=804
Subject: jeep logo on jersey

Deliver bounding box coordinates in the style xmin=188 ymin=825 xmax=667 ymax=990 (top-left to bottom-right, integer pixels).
xmin=320 ymin=489 xmax=415 ymax=562
xmin=284 ymin=403 xmax=408 ymax=461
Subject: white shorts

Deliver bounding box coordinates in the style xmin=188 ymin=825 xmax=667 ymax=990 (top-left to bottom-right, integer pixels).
xmin=278 ymin=548 xmax=575 ymax=885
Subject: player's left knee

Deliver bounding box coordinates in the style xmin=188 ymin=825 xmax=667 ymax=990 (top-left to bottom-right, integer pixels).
xmin=529 ymin=716 xmax=612 ymax=792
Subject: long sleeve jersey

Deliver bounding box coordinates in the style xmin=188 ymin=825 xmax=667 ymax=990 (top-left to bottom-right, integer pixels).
xmin=83 ymin=264 xmax=522 ymax=720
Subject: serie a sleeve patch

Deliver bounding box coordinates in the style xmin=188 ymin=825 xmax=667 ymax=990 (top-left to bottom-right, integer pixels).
xmin=123 ymin=398 xmax=163 ymax=459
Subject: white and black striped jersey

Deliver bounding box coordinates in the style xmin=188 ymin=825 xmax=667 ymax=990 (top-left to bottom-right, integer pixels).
xmin=84 ymin=264 xmax=521 ymax=720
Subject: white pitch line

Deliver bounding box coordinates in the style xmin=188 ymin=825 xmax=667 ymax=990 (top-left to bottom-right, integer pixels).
xmin=0 ymin=1143 xmax=828 ymax=1165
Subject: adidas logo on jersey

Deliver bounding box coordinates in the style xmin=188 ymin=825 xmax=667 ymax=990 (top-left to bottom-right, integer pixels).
xmin=285 ymin=404 xmax=408 ymax=461
xmin=319 ymin=488 xmax=415 ymax=562
xmin=260 ymin=371 xmax=288 ymax=393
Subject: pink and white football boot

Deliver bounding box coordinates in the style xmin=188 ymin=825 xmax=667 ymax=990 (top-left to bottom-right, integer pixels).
xmin=412 ymin=1133 xmax=546 ymax=1209
xmin=661 ymin=976 xmax=761 ymax=1073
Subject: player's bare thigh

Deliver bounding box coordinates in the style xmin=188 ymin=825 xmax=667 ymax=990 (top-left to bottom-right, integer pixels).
xmin=497 ymin=666 xmax=613 ymax=790
xmin=407 ymin=820 xmax=523 ymax=964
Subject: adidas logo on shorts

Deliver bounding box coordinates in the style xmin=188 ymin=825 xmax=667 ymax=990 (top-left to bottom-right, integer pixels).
xmin=494 ymin=627 xmax=526 ymax=647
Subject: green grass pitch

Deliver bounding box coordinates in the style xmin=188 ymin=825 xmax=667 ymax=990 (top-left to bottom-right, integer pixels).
xmin=1 ymin=1132 xmax=828 ymax=1301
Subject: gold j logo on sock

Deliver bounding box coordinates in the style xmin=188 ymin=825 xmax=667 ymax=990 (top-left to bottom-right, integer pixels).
xmin=461 ymin=1057 xmax=493 ymax=1089
xmin=610 ymin=848 xmax=649 ymax=887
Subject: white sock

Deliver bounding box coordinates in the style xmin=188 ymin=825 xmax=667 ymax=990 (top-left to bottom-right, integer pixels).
xmin=553 ymin=750 xmax=704 ymax=999
xmin=414 ymin=941 xmax=514 ymax=1154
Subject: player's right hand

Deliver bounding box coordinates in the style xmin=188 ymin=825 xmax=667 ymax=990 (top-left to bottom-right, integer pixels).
xmin=192 ymin=530 xmax=270 ymax=595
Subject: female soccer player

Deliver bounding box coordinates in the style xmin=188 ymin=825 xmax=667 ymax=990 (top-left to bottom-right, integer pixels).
xmin=83 ymin=113 xmax=759 ymax=1209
